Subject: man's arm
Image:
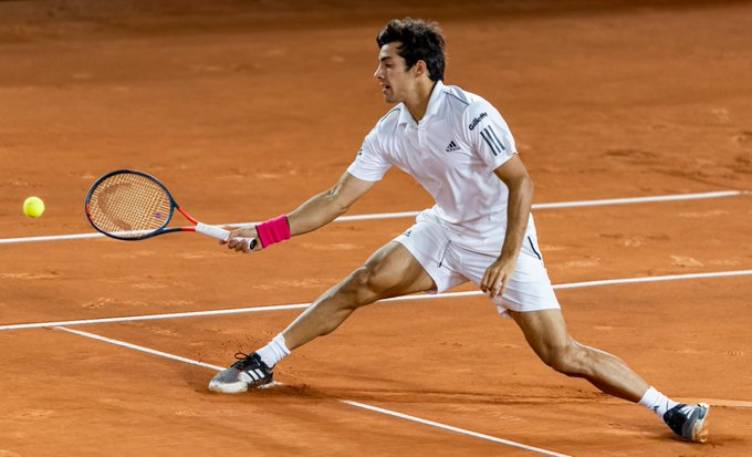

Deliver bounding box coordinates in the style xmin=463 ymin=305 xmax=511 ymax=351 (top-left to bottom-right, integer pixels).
xmin=225 ymin=171 xmax=375 ymax=252
xmin=288 ymin=171 xmax=376 ymax=236
xmin=479 ymin=155 xmax=535 ymax=297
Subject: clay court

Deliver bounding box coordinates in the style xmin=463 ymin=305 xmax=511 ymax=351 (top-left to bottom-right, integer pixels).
xmin=1 ymin=1 xmax=751 ymax=455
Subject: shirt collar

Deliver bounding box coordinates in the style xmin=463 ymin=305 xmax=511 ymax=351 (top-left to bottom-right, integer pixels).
xmin=425 ymin=79 xmax=445 ymax=119
xmin=398 ymin=80 xmax=446 ymax=127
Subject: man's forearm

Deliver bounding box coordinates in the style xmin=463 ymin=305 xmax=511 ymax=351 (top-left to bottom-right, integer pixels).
xmin=499 ymin=176 xmax=534 ymax=261
xmin=287 ymin=188 xmax=350 ymax=237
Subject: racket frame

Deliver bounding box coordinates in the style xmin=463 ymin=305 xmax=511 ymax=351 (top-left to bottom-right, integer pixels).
xmin=85 ymin=169 xmax=205 ymax=241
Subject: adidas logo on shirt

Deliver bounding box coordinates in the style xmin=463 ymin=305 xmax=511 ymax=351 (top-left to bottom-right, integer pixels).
xmin=445 ymin=140 xmax=460 ymax=152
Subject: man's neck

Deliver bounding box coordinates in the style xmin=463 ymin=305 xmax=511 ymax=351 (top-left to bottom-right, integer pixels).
xmin=404 ymin=80 xmax=437 ymax=123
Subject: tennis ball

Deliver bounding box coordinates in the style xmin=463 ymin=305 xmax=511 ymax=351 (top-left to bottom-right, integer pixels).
xmin=22 ymin=196 xmax=45 ymax=218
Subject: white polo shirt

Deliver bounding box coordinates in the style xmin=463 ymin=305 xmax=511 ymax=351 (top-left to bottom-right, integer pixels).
xmin=347 ymin=80 xmax=537 ymax=254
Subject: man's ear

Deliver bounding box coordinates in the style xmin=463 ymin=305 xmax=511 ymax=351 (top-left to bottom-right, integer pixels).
xmin=413 ymin=59 xmax=428 ymax=78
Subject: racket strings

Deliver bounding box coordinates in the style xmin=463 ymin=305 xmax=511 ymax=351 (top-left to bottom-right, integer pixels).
xmin=87 ymin=173 xmax=172 ymax=238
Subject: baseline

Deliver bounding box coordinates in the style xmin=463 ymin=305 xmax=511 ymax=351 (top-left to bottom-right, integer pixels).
xmin=0 ymin=190 xmax=743 ymax=246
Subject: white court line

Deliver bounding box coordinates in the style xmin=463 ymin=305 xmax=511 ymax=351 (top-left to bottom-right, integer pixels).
xmin=694 ymin=398 xmax=752 ymax=409
xmin=530 ymin=190 xmax=743 ymax=210
xmin=56 ymin=326 xmax=225 ymax=371
xmin=0 ymin=190 xmax=743 ymax=246
xmin=341 ymin=400 xmax=571 ymax=457
xmin=3 ymin=269 xmax=750 ymax=331
xmin=55 ymin=326 xmax=571 ymax=457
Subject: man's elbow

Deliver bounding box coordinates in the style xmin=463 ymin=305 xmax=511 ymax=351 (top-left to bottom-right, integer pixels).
xmin=507 ymin=173 xmax=534 ymax=196
xmin=523 ymin=174 xmax=534 ymax=195
xmin=324 ymin=187 xmax=353 ymax=215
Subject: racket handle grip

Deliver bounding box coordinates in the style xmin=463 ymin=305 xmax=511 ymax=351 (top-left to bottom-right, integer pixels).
xmin=195 ymin=223 xmax=258 ymax=251
xmin=196 ymin=222 xmax=230 ymax=241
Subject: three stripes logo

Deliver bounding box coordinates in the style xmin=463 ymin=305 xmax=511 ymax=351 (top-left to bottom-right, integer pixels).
xmin=445 ymin=140 xmax=461 ymax=153
xmin=244 ymin=369 xmax=266 ymax=381
xmin=479 ymin=126 xmax=506 ymax=156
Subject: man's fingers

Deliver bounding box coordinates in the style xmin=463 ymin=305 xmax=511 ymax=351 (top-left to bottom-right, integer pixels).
xmin=491 ymin=273 xmax=506 ymax=297
xmin=227 ymin=237 xmax=245 ymax=252
xmin=494 ymin=278 xmax=505 ymax=297
xmin=480 ymin=271 xmax=491 ymax=292
xmin=481 ymin=269 xmax=496 ymax=293
xmin=226 ymin=236 xmax=258 ymax=253
xmin=485 ymin=270 xmax=500 ymax=296
xmin=483 ymin=263 xmax=514 ymax=297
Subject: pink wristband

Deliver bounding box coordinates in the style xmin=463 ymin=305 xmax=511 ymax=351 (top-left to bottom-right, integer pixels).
xmin=255 ymin=215 xmax=291 ymax=248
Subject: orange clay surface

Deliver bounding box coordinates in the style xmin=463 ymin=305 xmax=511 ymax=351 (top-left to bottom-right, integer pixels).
xmin=1 ymin=1 xmax=751 ymax=456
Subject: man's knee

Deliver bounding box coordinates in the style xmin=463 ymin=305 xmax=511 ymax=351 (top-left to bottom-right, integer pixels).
xmin=344 ymin=263 xmax=396 ymax=306
xmin=540 ymin=341 xmax=587 ymax=376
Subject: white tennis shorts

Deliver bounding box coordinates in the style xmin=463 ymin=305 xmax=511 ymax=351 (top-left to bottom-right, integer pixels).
xmin=394 ymin=211 xmax=560 ymax=317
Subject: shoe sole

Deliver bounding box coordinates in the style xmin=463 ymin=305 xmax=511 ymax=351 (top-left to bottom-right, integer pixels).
xmin=208 ymin=379 xmax=249 ymax=394
xmin=208 ymin=378 xmax=275 ymax=394
xmin=689 ymin=403 xmax=710 ymax=443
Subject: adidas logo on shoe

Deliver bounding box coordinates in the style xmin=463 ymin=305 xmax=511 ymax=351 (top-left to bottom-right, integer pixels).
xmin=445 ymin=140 xmax=460 ymax=152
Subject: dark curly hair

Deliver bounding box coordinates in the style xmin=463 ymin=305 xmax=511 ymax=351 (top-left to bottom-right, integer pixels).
xmin=376 ymin=18 xmax=446 ymax=82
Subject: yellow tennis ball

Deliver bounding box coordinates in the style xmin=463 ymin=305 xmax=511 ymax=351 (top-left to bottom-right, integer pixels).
xmin=22 ymin=196 xmax=45 ymax=218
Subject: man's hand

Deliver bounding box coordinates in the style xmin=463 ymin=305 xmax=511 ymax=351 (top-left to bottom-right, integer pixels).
xmin=480 ymin=257 xmax=518 ymax=298
xmin=221 ymin=226 xmax=263 ymax=253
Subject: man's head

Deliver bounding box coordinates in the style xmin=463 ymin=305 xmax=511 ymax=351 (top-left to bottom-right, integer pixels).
xmin=374 ymin=18 xmax=445 ymax=104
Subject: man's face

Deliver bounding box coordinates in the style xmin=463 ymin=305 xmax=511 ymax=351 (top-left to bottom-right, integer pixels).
xmin=374 ymin=42 xmax=416 ymax=104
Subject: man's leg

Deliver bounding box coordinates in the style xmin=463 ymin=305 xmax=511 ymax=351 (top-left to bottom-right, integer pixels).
xmin=508 ymin=308 xmax=647 ymax=401
xmin=282 ymin=240 xmax=436 ymax=350
xmin=509 ymin=308 xmax=710 ymax=442
xmin=209 ymin=241 xmax=435 ymax=393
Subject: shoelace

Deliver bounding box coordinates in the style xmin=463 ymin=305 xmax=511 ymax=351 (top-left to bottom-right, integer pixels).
xmin=232 ymin=352 xmax=259 ymax=370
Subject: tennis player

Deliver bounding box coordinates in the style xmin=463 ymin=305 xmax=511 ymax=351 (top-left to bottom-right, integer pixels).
xmin=209 ymin=18 xmax=709 ymax=443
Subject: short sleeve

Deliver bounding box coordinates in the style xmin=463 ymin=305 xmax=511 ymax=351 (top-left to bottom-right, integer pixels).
xmin=462 ymin=100 xmax=517 ymax=171
xmin=347 ymin=126 xmax=392 ymax=182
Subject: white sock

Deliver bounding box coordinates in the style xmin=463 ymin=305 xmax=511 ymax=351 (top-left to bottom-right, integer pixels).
xmin=638 ymin=386 xmax=678 ymax=418
xmin=256 ymin=333 xmax=290 ymax=368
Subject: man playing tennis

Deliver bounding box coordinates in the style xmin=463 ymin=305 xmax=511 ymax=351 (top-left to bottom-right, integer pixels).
xmin=209 ymin=18 xmax=709 ymax=443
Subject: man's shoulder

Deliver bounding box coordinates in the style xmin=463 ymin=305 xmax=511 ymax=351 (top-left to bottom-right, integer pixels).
xmin=368 ymin=104 xmax=402 ymax=136
xmin=440 ymin=84 xmax=488 ymax=112
xmin=449 ymin=88 xmax=505 ymax=129
xmin=362 ymin=105 xmax=402 ymax=152
xmin=376 ymin=105 xmax=402 ymax=126
xmin=439 ymin=85 xmax=501 ymax=131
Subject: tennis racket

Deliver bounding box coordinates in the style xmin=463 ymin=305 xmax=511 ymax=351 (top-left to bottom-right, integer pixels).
xmin=84 ymin=169 xmax=256 ymax=250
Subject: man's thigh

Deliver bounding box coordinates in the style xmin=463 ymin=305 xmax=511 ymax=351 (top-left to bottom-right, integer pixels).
xmin=508 ymin=308 xmax=570 ymax=361
xmin=356 ymin=241 xmax=438 ymax=299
